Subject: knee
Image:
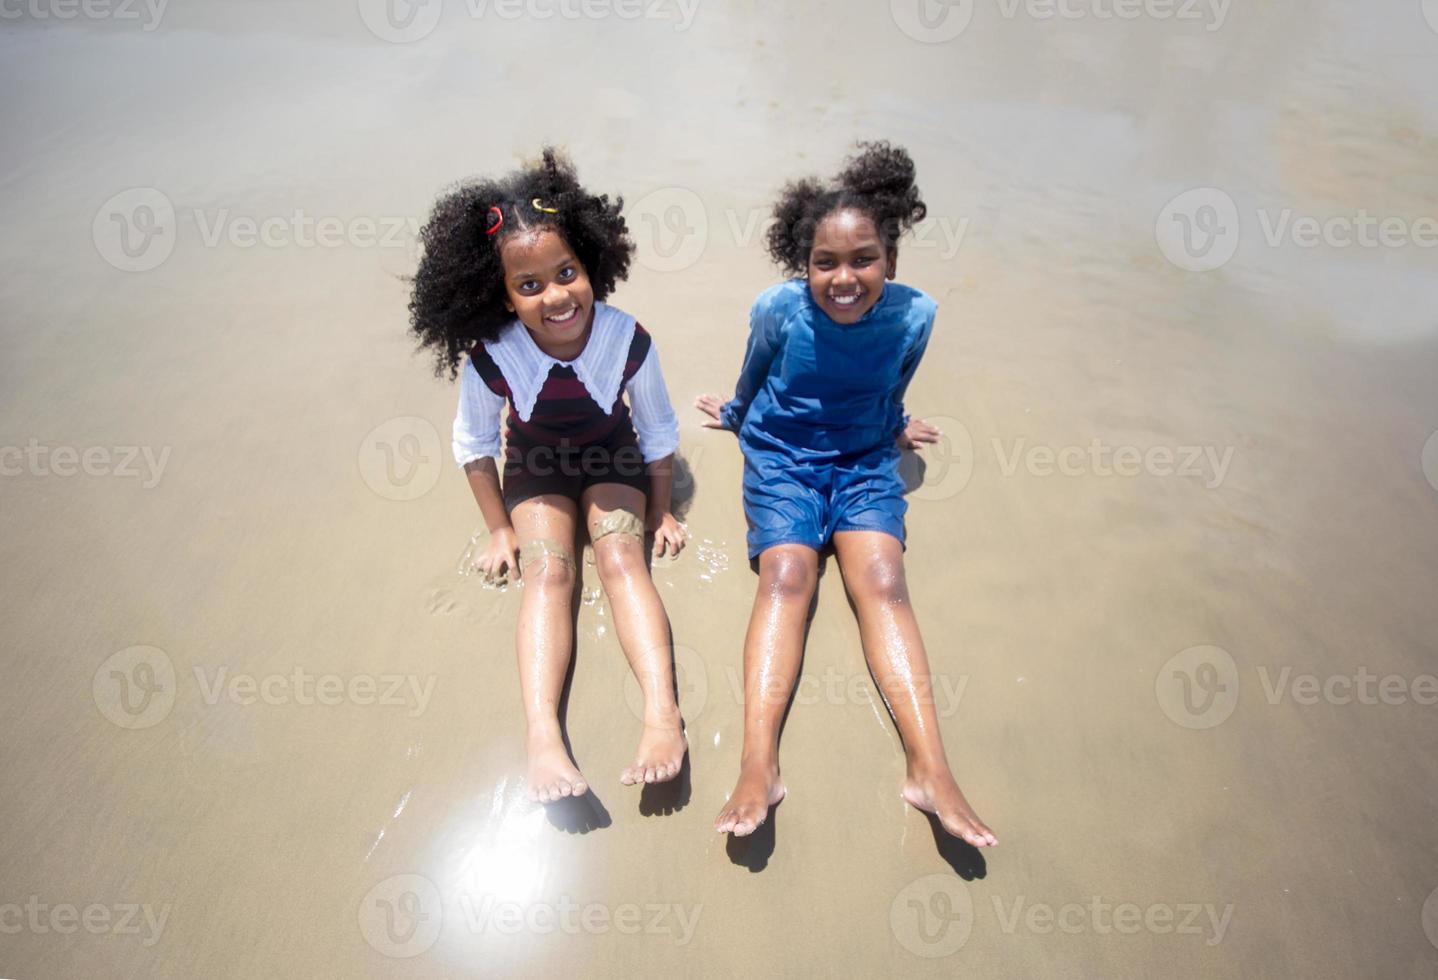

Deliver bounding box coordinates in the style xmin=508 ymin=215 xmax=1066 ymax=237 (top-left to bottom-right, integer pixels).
xmin=524 ymin=552 xmax=576 ymax=593
xmin=593 ymin=536 xmax=644 ymax=588
xmin=850 ymin=558 xmax=908 ymax=605
xmin=759 ymin=552 xmax=817 ymax=602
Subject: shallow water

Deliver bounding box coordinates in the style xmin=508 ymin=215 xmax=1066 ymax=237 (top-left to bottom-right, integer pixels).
xmin=2 ymin=2 xmax=1438 ymax=977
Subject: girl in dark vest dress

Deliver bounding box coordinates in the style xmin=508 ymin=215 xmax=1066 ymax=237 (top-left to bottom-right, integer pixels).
xmin=411 ymin=149 xmax=687 ymax=803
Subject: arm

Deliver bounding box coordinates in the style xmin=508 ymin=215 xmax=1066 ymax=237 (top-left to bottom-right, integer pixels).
xmin=626 ymin=345 xmax=686 ymax=557
xmin=453 ymin=363 xmax=521 ymax=579
xmin=707 ymin=297 xmax=782 ymax=432
xmin=893 ymin=307 xmax=939 ymax=449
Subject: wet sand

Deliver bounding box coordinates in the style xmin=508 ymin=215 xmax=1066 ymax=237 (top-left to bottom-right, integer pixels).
xmin=3 ymin=1 xmax=1438 ymax=977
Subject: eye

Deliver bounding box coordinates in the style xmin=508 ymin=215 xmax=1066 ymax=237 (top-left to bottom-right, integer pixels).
xmin=813 ymin=258 xmax=834 ymax=270
xmin=556 ymin=266 xmax=577 ymax=282
xmin=518 ymin=279 xmax=540 ymax=293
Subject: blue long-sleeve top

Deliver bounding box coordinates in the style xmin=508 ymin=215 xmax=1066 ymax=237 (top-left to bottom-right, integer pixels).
xmin=719 ymin=279 xmax=937 ymax=461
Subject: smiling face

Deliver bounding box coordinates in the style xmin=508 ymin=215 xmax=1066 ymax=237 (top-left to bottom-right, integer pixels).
xmin=807 ymin=207 xmax=897 ymax=324
xmin=500 ymin=228 xmax=595 ymax=359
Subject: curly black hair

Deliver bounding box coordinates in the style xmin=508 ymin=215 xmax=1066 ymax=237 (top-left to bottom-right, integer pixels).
xmin=409 ymin=148 xmax=634 ymax=379
xmin=765 ymin=141 xmax=928 ymax=277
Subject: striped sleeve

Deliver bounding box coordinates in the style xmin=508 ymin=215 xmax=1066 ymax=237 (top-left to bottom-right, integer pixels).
xmin=452 ymin=360 xmax=507 ymax=466
xmin=626 ymin=343 xmax=680 ymax=463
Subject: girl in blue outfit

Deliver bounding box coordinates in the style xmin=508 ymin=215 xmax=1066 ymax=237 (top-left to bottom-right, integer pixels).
xmin=696 ymin=142 xmax=998 ymax=848
xmin=410 ymin=149 xmax=688 ymax=804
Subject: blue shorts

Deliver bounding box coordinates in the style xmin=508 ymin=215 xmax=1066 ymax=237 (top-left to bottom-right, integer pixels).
xmin=741 ymin=442 xmax=907 ymax=560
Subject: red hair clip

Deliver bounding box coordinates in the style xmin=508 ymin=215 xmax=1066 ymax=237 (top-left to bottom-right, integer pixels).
xmin=484 ymin=206 xmax=504 ymax=236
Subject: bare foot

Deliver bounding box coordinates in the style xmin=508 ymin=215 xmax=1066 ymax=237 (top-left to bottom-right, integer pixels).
xmin=620 ymin=723 xmax=688 ymax=786
xmin=714 ymin=762 xmax=786 ymax=836
xmin=902 ymin=767 xmax=997 ymax=847
xmin=526 ymin=734 xmax=589 ymax=804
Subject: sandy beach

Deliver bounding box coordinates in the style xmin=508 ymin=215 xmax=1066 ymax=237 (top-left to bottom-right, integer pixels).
xmin=2 ymin=1 xmax=1438 ymax=976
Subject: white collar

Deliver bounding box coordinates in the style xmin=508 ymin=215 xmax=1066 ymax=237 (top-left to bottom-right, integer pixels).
xmin=482 ymin=303 xmax=637 ymax=422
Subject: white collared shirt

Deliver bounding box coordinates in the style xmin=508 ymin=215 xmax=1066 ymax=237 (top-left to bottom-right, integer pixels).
xmin=452 ymin=303 xmax=680 ymax=467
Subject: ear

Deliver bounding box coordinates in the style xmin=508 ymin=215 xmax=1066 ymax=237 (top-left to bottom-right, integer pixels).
xmin=886 ymin=248 xmax=899 ymax=280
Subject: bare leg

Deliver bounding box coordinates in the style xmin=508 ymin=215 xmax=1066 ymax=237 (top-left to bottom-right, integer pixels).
xmin=510 ymin=494 xmax=588 ymax=804
xmin=581 ymin=483 xmax=687 ymax=786
xmin=714 ymin=544 xmax=818 ymax=836
xmin=832 ymin=530 xmax=998 ymax=847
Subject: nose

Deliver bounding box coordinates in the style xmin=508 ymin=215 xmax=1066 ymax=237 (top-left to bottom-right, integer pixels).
xmin=542 ymin=282 xmax=570 ymax=309
xmin=833 ymin=265 xmax=856 ymax=286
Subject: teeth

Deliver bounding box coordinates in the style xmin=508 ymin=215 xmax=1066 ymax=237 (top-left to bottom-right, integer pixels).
xmin=831 ymin=294 xmax=861 ymax=306
xmin=546 ymin=308 xmax=578 ymax=322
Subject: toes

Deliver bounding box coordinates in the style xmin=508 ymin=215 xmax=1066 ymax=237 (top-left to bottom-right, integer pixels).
xmin=620 ymin=768 xmax=637 ymax=786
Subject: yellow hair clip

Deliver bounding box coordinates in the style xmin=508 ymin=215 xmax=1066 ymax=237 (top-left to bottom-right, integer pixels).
xmin=531 ymin=198 xmax=559 ymax=214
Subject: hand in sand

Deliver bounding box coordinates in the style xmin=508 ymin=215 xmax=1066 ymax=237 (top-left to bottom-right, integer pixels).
xmin=472 ymin=526 xmax=521 ymax=585
xmin=694 ymin=394 xmax=729 ymax=430
xmin=648 ymin=511 xmax=687 ymax=559
xmin=897 ymin=417 xmax=942 ymax=450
